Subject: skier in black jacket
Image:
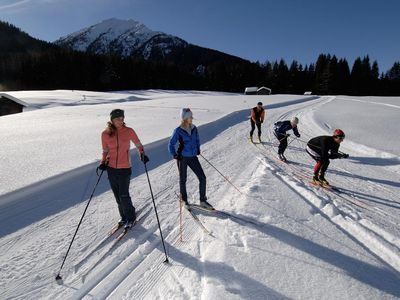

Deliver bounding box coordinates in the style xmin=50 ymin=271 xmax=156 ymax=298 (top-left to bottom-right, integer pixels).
xmin=306 ymin=129 xmax=349 ymax=185
xmin=274 ymin=117 xmax=301 ymax=162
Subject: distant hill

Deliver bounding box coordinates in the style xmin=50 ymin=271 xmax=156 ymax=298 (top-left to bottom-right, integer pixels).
xmin=0 ymin=20 xmax=398 ymax=95
xmin=0 ymin=19 xmax=262 ymax=92
xmin=55 ymin=18 xmax=250 ymax=72
xmin=0 ymin=21 xmax=52 ymax=53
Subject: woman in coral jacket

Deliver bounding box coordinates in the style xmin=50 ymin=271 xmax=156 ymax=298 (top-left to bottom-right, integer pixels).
xmin=98 ymin=109 xmax=149 ymax=229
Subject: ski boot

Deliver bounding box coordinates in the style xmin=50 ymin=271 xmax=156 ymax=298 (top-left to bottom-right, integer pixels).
xmin=319 ymin=175 xmax=329 ymax=186
xmin=249 ymin=136 xmax=254 ymax=143
xmin=258 ymin=135 xmax=262 ymax=143
xmin=278 ymin=153 xmax=287 ymax=162
xmin=124 ymin=220 xmax=135 ymax=229
xmin=118 ymin=218 xmax=127 ymax=227
xmin=181 ymin=199 xmax=191 ymax=210
xmin=200 ymin=200 xmax=214 ymax=211
xmin=312 ymin=175 xmax=320 ymax=185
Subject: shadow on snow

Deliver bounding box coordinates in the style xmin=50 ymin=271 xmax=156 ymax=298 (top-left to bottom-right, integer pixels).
xmin=0 ymin=96 xmax=317 ymax=238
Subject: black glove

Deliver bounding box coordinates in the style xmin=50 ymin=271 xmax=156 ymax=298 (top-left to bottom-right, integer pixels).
xmin=98 ymin=162 xmax=108 ymax=171
xmin=96 ymin=161 xmax=108 ymax=175
xmin=341 ymin=153 xmax=349 ymax=159
xmin=174 ymin=154 xmax=182 ymax=161
xmin=197 ymin=150 xmax=201 ymax=155
xmin=296 ymin=134 xmax=301 ymax=138
xmin=286 ymin=133 xmax=291 ymax=137
xmin=140 ymin=153 xmax=150 ymax=164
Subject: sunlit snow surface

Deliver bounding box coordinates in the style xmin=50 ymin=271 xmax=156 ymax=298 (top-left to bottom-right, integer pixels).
xmin=0 ymin=90 xmax=399 ymax=300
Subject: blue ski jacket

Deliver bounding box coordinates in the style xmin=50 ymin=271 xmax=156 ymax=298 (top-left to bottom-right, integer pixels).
xmin=274 ymin=121 xmax=300 ymax=137
xmin=168 ymin=125 xmax=200 ymax=157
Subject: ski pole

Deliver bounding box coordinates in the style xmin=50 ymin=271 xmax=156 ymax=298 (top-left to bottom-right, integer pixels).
xmin=176 ymin=160 xmax=183 ymax=242
xmin=179 ymin=193 xmax=183 ymax=242
xmin=55 ymin=168 xmax=105 ymax=283
xmin=199 ymin=154 xmax=244 ymax=196
xmin=287 ymin=136 xmax=297 ymax=147
xmin=176 ymin=159 xmax=183 ymax=242
xmin=143 ymin=156 xmax=169 ymax=264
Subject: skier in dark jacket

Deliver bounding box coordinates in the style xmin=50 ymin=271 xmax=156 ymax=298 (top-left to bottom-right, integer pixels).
xmin=274 ymin=117 xmax=301 ymax=162
xmin=306 ymin=129 xmax=349 ymax=185
xmin=169 ymin=108 xmax=213 ymax=210
xmin=249 ymin=102 xmax=266 ymax=143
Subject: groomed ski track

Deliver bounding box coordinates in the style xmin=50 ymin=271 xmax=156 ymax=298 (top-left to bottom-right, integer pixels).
xmin=1 ymin=95 xmax=400 ymax=299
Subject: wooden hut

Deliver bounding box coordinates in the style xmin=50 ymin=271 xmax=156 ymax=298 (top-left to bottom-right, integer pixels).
xmin=0 ymin=93 xmax=28 ymax=116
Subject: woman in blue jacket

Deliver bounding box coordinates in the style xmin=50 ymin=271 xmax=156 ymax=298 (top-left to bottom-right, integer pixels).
xmin=168 ymin=108 xmax=212 ymax=210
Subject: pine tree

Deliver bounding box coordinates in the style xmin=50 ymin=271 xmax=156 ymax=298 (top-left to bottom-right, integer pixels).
xmin=336 ymin=58 xmax=351 ymax=94
xmin=288 ymin=60 xmax=300 ymax=93
xmin=351 ymin=57 xmax=364 ymax=95
xmin=387 ymin=62 xmax=400 ymax=80
xmin=371 ymin=61 xmax=379 ymax=80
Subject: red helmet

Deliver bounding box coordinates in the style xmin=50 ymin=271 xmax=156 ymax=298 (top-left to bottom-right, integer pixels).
xmin=333 ymin=129 xmax=345 ymax=138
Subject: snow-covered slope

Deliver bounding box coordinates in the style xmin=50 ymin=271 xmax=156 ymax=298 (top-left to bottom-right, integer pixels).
xmin=1 ymin=91 xmax=399 ymax=299
xmin=55 ymin=18 xmax=187 ymax=58
xmin=0 ymin=91 xmax=310 ymax=195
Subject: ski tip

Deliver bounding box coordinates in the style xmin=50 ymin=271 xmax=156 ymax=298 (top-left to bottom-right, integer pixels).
xmin=116 ymin=230 xmax=128 ymax=240
xmin=55 ymin=274 xmax=63 ymax=285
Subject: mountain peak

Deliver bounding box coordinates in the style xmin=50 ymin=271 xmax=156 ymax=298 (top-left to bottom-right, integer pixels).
xmin=90 ymin=18 xmax=149 ymax=33
xmin=55 ymin=18 xmax=185 ymax=58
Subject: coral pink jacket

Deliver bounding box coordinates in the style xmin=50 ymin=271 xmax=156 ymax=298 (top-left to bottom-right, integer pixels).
xmin=101 ymin=126 xmax=144 ymax=169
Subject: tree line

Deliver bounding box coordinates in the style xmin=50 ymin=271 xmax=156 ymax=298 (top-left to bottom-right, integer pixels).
xmin=0 ymin=21 xmax=399 ymax=95
xmin=258 ymin=54 xmax=400 ymax=95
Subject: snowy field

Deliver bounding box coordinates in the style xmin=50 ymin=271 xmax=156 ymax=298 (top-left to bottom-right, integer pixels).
xmin=0 ymin=90 xmax=399 ymax=299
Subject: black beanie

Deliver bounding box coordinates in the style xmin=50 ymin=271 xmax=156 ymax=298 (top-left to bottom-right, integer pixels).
xmin=110 ymin=109 xmax=124 ymax=120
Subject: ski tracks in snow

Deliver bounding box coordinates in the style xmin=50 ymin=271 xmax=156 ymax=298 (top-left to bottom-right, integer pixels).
xmin=50 ymin=97 xmax=400 ymax=298
xmin=253 ymin=97 xmax=400 ymax=275
xmin=3 ymin=95 xmax=400 ymax=299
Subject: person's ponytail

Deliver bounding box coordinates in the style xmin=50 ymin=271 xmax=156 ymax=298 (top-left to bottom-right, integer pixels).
xmin=106 ymin=121 xmax=117 ymax=136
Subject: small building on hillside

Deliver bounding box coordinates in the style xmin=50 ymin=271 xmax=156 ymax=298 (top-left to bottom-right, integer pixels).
xmin=257 ymin=86 xmax=272 ymax=95
xmin=244 ymin=87 xmax=258 ymax=95
xmin=244 ymin=86 xmax=272 ymax=95
xmin=0 ymin=93 xmax=28 ymax=117
xmin=304 ymin=91 xmax=312 ymax=95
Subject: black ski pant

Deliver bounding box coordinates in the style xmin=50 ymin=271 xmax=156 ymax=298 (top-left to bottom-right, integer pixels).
xmin=306 ymin=148 xmax=330 ymax=176
xmin=107 ymin=167 xmax=136 ymax=222
xmin=250 ymin=120 xmax=262 ymax=138
xmin=178 ymin=156 xmax=207 ymax=203
xmin=275 ymin=132 xmax=288 ymax=155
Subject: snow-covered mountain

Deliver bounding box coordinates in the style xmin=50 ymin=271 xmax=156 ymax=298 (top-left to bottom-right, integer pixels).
xmin=55 ymin=18 xmax=249 ymax=69
xmin=55 ymin=18 xmax=188 ymax=59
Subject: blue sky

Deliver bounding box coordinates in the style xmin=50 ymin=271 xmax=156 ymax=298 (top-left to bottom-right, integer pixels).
xmin=1 ymin=0 xmax=399 ymax=72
